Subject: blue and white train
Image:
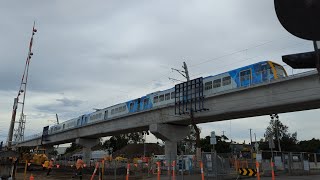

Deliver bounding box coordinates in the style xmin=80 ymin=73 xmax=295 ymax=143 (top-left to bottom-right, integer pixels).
xmin=26 ymin=61 xmax=287 ymax=139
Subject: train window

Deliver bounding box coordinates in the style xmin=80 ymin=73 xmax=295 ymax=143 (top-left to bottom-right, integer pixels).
xmin=273 ymin=64 xmax=286 ymax=78
xmin=143 ymin=98 xmax=148 ymax=108
xmin=159 ymin=95 xmax=164 ymax=102
xmin=154 ymin=96 xmax=159 ymax=103
xmin=123 ymin=105 xmax=126 ymax=111
xmin=171 ymin=92 xmax=175 ymax=99
xmin=63 ymin=124 xmax=65 ymax=129
xmin=129 ymin=103 xmax=134 ymax=111
xmin=204 ymin=81 xmax=212 ymax=90
xmin=222 ymin=76 xmax=231 ymax=86
xmin=165 ymin=93 xmax=170 ymax=100
xmin=111 ymin=109 xmax=114 ymax=115
xmin=104 ymin=110 xmax=108 ymax=119
xmin=240 ymin=69 xmax=251 ymax=81
xmin=213 ymin=79 xmax=221 ymax=88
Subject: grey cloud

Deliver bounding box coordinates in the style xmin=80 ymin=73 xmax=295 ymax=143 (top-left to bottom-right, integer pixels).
xmin=35 ymin=97 xmax=83 ymax=113
xmin=0 ymin=1 xmax=318 ymax=143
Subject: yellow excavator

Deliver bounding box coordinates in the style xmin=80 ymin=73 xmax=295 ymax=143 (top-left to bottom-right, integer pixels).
xmin=20 ymin=148 xmax=48 ymax=170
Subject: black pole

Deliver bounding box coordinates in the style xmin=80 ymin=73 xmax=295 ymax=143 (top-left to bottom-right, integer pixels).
xmin=313 ymin=41 xmax=320 ymax=75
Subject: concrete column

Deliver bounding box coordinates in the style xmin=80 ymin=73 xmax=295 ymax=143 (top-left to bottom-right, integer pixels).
xmin=76 ymin=138 xmax=99 ymax=164
xmin=150 ymin=123 xmax=190 ymax=167
xmin=165 ymin=141 xmax=178 ymax=161
xmin=45 ymin=146 xmax=54 ymax=159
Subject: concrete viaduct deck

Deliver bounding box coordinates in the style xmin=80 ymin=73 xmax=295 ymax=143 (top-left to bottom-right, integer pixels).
xmin=16 ymin=70 xmax=320 ymax=148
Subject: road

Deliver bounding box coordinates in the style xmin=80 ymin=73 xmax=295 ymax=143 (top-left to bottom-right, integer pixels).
xmin=16 ymin=171 xmax=320 ymax=180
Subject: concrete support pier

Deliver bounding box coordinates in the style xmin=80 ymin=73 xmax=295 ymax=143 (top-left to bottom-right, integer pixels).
xmin=150 ymin=123 xmax=190 ymax=166
xmin=44 ymin=146 xmax=54 ymax=159
xmin=75 ymin=138 xmax=99 ymax=164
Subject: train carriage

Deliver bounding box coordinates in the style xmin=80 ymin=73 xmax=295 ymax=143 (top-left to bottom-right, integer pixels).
xmin=46 ymin=60 xmax=287 ymax=135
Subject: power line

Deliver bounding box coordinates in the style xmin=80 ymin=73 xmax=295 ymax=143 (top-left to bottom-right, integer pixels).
xmin=23 ymin=36 xmax=311 ymax=133
xmin=188 ymin=35 xmax=293 ymax=69
xmin=62 ymin=39 xmax=309 ymax=120
xmin=188 ymin=41 xmax=310 ymax=79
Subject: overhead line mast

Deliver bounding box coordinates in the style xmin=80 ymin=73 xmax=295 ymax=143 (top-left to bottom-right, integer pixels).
xmin=7 ymin=22 xmax=37 ymax=148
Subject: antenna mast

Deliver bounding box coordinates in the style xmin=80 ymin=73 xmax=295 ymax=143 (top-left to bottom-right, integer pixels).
xmin=7 ymin=22 xmax=37 ymax=148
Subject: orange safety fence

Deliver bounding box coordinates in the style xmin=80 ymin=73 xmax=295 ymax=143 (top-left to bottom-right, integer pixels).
xmin=234 ymin=159 xmax=250 ymax=171
xmin=126 ymin=163 xmax=130 ymax=180
xmin=200 ymin=161 xmax=205 ymax=180
xmin=271 ymin=160 xmax=275 ymax=180
xmin=156 ymin=161 xmax=161 ymax=180
xmin=256 ymin=161 xmax=261 ymax=180
xmin=172 ymin=160 xmax=176 ymax=180
xmin=90 ymin=162 xmax=99 ymax=180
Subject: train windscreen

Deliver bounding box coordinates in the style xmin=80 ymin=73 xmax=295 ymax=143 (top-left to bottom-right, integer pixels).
xmin=273 ymin=64 xmax=287 ymax=78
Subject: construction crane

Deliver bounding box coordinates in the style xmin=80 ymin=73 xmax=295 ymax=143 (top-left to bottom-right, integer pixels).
xmin=6 ymin=22 xmax=37 ymax=149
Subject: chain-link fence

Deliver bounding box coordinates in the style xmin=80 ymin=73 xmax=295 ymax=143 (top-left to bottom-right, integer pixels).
xmin=258 ymin=151 xmax=320 ymax=176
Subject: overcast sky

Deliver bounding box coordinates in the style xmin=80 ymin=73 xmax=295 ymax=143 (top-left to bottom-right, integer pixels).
xmin=0 ymin=1 xmax=318 ymax=145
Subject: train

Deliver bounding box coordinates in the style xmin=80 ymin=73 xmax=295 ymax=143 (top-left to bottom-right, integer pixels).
xmin=24 ymin=61 xmax=287 ymax=140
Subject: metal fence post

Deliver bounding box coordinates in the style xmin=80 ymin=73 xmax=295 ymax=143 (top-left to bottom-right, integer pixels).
xmin=289 ymin=152 xmax=292 ymax=175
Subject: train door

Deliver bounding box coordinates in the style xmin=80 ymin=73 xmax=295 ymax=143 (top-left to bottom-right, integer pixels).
xmin=80 ymin=115 xmax=84 ymax=125
xmin=261 ymin=64 xmax=269 ymax=82
xmin=77 ymin=118 xmax=81 ymax=126
xmin=137 ymin=98 xmax=141 ymax=111
xmin=240 ymin=69 xmax=252 ymax=87
xmin=104 ymin=110 xmax=108 ymax=120
xmin=143 ymin=98 xmax=149 ymax=110
xmin=83 ymin=116 xmax=88 ymax=125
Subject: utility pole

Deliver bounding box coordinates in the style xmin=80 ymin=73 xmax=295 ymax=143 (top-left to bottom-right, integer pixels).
xmin=275 ymin=114 xmax=282 ymax=152
xmin=270 ymin=114 xmax=282 ymax=152
xmin=171 ymin=61 xmax=201 ymax=159
xmin=249 ymin=128 xmax=253 ymax=160
xmin=56 ymin=114 xmax=59 ymax=124
xmin=249 ymin=129 xmax=253 ymax=145
xmin=254 ymin=133 xmax=257 ymax=142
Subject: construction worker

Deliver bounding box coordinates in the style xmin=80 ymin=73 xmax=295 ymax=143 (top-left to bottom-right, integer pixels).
xmin=43 ymin=160 xmax=49 ymax=170
xmin=46 ymin=158 xmax=54 ymax=176
xmin=75 ymin=156 xmax=84 ymax=180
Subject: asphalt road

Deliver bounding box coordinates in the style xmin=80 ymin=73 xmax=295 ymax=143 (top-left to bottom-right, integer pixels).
xmin=16 ymin=170 xmax=320 ymax=180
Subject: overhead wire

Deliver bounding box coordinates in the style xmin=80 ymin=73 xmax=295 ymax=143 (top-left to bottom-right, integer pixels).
xmin=28 ymin=35 xmax=311 ymax=130
xmin=60 ymin=35 xmax=303 ymax=118
xmin=188 ymin=35 xmax=293 ymax=69
xmin=188 ymin=41 xmax=311 ymax=79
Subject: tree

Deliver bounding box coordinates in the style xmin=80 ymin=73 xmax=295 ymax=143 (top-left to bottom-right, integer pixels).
xmin=65 ymin=143 xmax=82 ymax=154
xmin=199 ymin=135 xmax=231 ymax=153
xmin=264 ymin=117 xmax=298 ymax=151
xmin=215 ymin=135 xmax=231 ymax=153
xmin=103 ymin=132 xmax=145 ymax=152
xmin=199 ymin=136 xmax=211 ymax=152
xmin=127 ymin=132 xmax=144 ymax=144
xmin=298 ymin=138 xmax=320 ymax=153
xmin=181 ymin=125 xmax=199 ymax=154
xmin=281 ymin=132 xmax=299 ymax=151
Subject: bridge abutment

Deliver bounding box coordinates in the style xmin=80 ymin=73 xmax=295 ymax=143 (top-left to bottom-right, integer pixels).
xmin=75 ymin=138 xmax=99 ymax=164
xmin=149 ymin=123 xmax=190 ymax=167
